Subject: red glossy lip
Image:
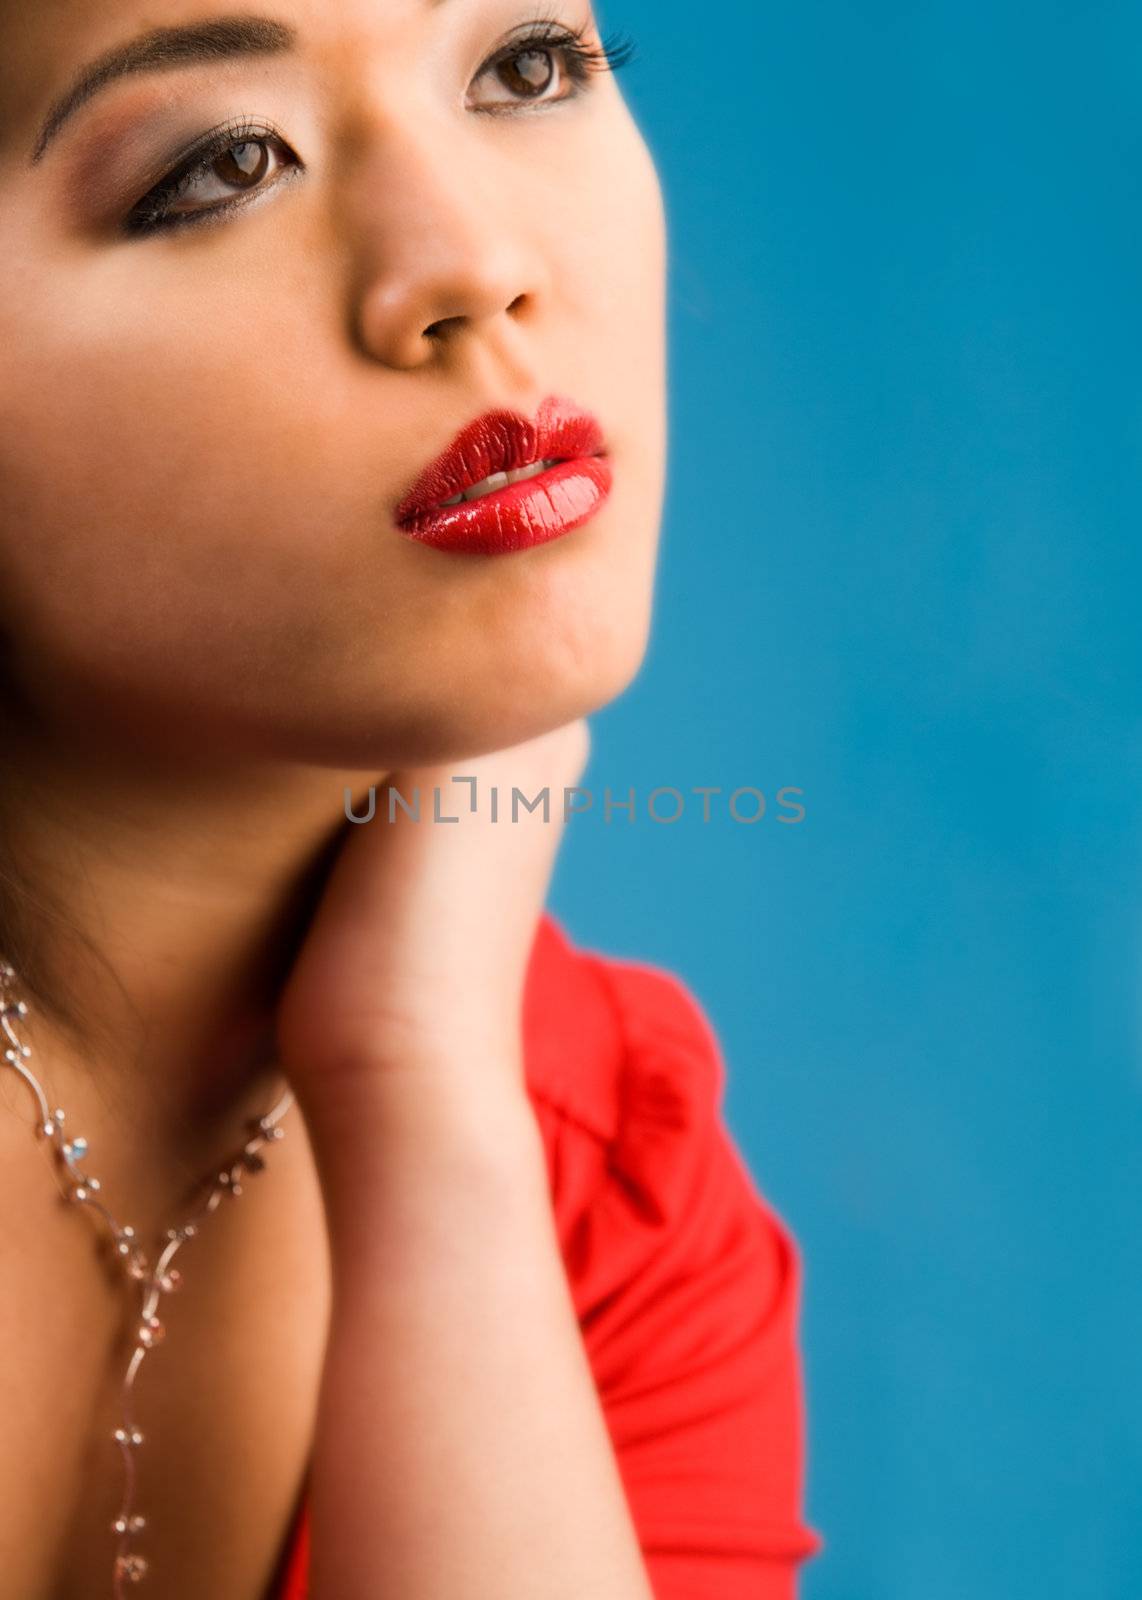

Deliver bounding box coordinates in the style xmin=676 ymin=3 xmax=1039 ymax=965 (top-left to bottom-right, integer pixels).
xmin=393 ymin=394 xmax=613 ymax=556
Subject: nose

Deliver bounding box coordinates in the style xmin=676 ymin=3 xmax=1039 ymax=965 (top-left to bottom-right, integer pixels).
xmin=347 ymin=126 xmax=551 ymax=370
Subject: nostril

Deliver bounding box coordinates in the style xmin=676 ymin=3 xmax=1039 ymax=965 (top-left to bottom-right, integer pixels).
xmin=423 ymin=315 xmax=464 ymax=340
xmin=425 ymin=295 xmax=525 ymax=338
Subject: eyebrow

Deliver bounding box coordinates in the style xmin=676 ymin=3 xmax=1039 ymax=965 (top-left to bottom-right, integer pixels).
xmin=30 ymin=15 xmax=298 ymax=164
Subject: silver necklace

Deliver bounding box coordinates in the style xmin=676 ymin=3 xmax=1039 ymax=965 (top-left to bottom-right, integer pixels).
xmin=0 ymin=958 xmax=294 ymax=1596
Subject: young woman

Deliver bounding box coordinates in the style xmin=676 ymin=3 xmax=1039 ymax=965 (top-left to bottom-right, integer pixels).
xmin=0 ymin=3 xmax=821 ymax=1596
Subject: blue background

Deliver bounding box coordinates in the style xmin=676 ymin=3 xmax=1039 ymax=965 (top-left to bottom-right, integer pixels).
xmin=549 ymin=3 xmax=1142 ymax=1596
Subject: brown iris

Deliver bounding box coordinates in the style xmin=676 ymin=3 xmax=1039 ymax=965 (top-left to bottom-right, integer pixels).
xmin=214 ymin=141 xmax=270 ymax=188
xmin=496 ymin=49 xmax=555 ymax=97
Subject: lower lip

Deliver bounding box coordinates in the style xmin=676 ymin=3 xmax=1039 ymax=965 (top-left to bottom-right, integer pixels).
xmin=396 ymin=455 xmax=613 ymax=556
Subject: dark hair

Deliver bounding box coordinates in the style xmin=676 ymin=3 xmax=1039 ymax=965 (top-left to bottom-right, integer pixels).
xmin=0 ymin=635 xmax=109 ymax=1048
xmin=0 ymin=767 xmax=125 ymax=1061
xmin=0 ymin=842 xmax=96 ymax=1050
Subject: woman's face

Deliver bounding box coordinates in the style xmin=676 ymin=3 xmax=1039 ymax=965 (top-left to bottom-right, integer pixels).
xmin=0 ymin=0 xmax=666 ymax=769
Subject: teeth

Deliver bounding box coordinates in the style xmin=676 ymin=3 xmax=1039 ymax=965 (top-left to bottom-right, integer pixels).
xmin=437 ymin=458 xmax=561 ymax=508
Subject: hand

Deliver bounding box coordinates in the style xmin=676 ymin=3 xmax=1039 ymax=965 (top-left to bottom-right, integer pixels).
xmin=274 ymin=718 xmax=590 ymax=1126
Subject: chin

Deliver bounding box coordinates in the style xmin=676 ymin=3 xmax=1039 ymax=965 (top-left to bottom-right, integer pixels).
xmin=318 ymin=595 xmax=655 ymax=772
xmin=450 ymin=645 xmax=648 ymax=763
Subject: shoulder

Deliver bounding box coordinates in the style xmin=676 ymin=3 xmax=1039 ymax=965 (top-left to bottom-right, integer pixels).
xmin=522 ymin=907 xmax=724 ymax=1145
xmin=521 ymin=908 xmax=805 ymax=1322
xmin=522 ymin=909 xmax=734 ymax=1270
xmin=522 ymin=911 xmax=824 ymax=1581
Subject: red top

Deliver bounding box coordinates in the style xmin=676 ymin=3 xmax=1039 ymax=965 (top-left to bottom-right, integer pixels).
xmin=268 ymin=911 xmax=823 ymax=1599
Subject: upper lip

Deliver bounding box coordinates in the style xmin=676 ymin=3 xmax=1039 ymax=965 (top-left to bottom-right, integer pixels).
xmin=393 ymin=395 xmax=607 ymax=523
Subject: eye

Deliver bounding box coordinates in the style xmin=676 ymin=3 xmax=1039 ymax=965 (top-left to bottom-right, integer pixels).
xmin=124 ymin=121 xmax=301 ymax=237
xmin=468 ymin=23 xmax=635 ymax=114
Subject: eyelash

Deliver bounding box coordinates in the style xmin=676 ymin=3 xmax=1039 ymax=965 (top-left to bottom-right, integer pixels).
xmin=478 ymin=18 xmax=637 ymax=111
xmin=122 ymin=21 xmax=637 ymax=238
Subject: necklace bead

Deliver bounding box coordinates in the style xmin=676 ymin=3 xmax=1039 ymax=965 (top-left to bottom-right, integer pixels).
xmin=0 ymin=960 xmax=294 ymax=1595
xmin=115 ymin=1553 xmax=149 ymax=1583
xmin=137 ymin=1317 xmax=165 ymax=1349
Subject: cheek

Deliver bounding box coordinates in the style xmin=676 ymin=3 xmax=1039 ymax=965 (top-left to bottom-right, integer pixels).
xmin=550 ymin=107 xmax=668 ymax=546
xmin=555 ymin=106 xmax=667 ymax=380
xmin=0 ymin=286 xmax=376 ymax=696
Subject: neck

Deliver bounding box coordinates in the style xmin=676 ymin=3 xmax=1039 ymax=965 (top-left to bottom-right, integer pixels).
xmin=0 ymin=721 xmax=386 ymax=1181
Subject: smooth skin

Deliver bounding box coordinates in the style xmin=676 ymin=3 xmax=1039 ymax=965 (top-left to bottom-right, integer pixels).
xmin=0 ymin=1 xmax=666 ymax=1597
xmin=280 ymin=722 xmax=659 ymax=1600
